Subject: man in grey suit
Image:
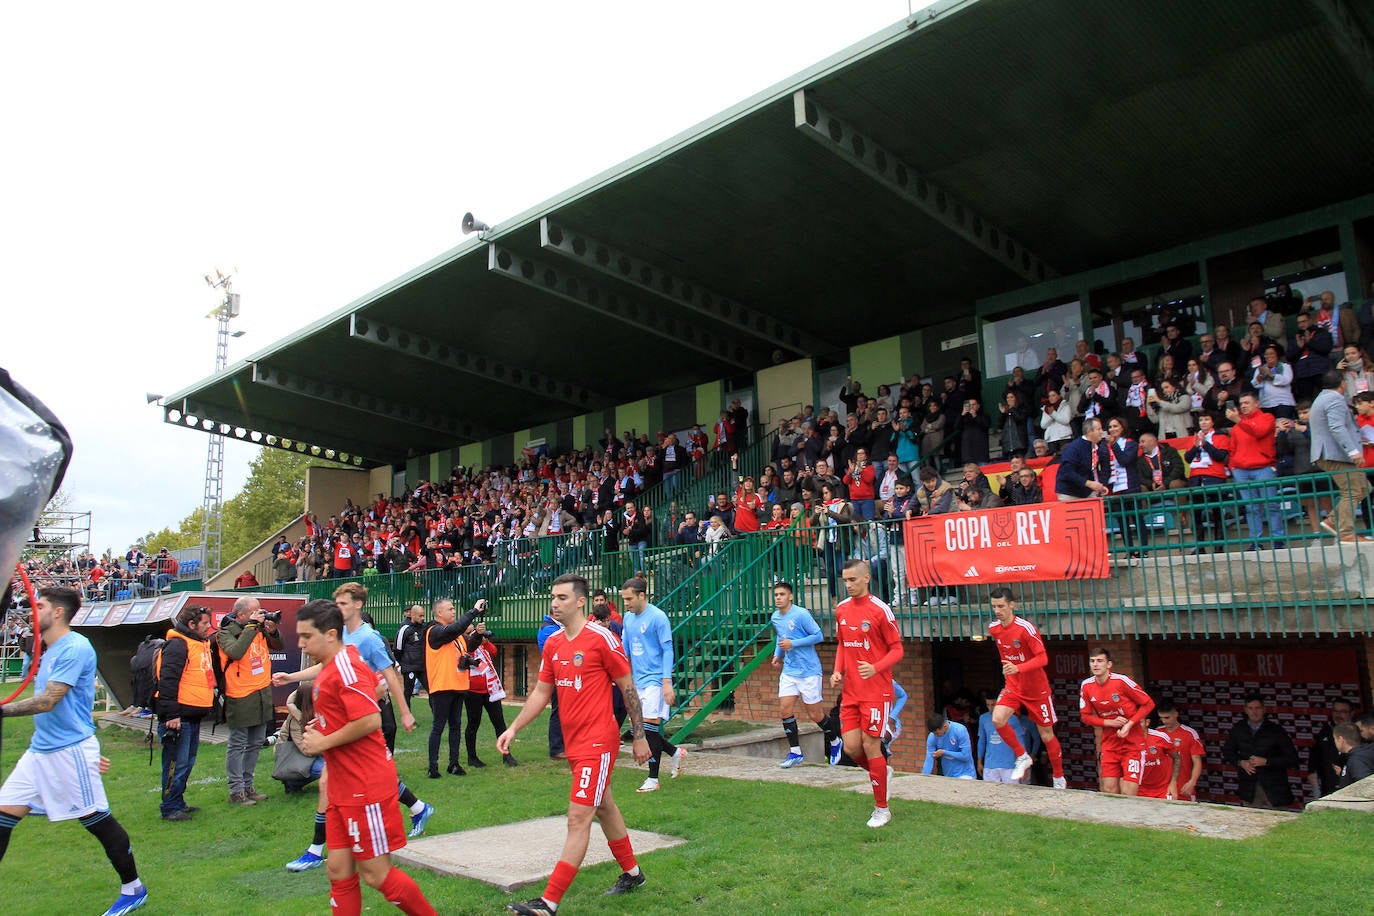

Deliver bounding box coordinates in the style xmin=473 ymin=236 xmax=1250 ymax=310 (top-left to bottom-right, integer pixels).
xmin=1310 ymin=369 xmax=1371 ymax=543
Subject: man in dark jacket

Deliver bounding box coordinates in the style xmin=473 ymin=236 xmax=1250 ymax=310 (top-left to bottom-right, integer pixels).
xmin=394 ymin=604 xmax=430 ymax=700
xmin=216 ymin=596 xmax=283 ymax=805
xmin=157 ymin=604 xmax=215 ymax=820
xmin=1335 ymin=723 xmax=1374 ymax=789
xmin=1221 ymin=693 xmax=1300 ymax=808
xmin=1055 ymin=418 xmax=1110 ymax=500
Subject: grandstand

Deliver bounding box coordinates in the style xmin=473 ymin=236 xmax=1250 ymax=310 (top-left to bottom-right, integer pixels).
xmin=155 ymin=2 xmax=1374 ymax=800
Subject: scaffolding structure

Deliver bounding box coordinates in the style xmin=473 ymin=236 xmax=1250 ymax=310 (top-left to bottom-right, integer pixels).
xmin=200 ymin=269 xmax=240 ymax=580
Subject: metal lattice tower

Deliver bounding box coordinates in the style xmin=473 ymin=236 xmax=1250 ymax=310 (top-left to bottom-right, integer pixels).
xmin=199 ymin=270 xmax=239 ymax=579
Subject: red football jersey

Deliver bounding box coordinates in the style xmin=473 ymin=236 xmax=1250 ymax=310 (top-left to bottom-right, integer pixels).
xmin=538 ymin=623 xmax=631 ymax=758
xmin=313 ymin=644 xmax=396 ymax=805
xmin=1079 ymin=672 xmax=1154 ymax=750
xmin=989 ymin=616 xmax=1051 ymax=695
xmin=1163 ymin=722 xmax=1205 ymax=789
xmin=833 ymin=593 xmax=903 ymax=702
xmin=1134 ymin=728 xmax=1179 ymax=797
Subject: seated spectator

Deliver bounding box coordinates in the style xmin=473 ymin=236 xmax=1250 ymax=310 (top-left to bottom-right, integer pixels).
xmin=953 ymin=463 xmax=998 ymax=509
xmin=273 ymin=687 xmax=323 ymax=793
xmin=999 ymin=459 xmax=1043 ymax=505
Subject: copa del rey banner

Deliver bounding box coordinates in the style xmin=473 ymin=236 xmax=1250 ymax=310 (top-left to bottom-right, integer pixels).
xmin=903 ymin=499 xmax=1110 ymax=587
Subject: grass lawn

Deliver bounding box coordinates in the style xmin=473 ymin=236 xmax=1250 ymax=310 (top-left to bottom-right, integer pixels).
xmin=0 ymin=689 xmax=1367 ymax=915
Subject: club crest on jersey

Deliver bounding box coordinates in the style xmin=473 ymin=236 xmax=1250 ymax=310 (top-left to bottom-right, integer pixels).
xmin=1012 ymin=639 xmax=1021 ymax=648
xmin=860 ymin=620 xmax=871 ymax=632
xmin=573 ymin=652 xmax=584 ymax=667
xmin=1112 ymin=693 xmax=1120 ymax=702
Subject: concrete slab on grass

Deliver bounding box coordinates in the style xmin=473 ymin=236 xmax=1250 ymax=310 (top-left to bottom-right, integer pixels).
xmin=394 ymin=817 xmax=686 ymax=892
xmin=860 ymin=772 xmax=1297 ymax=839
xmin=669 ymin=745 xmax=871 ymax=788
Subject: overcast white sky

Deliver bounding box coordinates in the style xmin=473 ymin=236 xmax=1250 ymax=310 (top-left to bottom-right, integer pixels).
xmin=2 ymin=2 xmax=922 ymax=557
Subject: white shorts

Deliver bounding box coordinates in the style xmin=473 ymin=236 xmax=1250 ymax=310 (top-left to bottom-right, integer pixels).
xmin=637 ymin=684 xmax=671 ymax=721
xmin=0 ymin=735 xmax=108 ymax=821
xmin=778 ymin=673 xmax=824 ymax=705
xmin=982 ymin=767 xmax=1023 ymax=784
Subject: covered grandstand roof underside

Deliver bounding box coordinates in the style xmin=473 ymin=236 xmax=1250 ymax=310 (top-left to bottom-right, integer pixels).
xmin=167 ymin=0 xmax=1374 ymax=466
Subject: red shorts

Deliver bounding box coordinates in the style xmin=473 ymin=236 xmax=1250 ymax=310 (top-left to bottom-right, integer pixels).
xmin=840 ymin=698 xmax=891 ymax=738
xmin=1098 ymin=744 xmax=1140 ymax=780
xmin=996 ymin=687 xmax=1057 ymax=726
xmin=567 ymin=750 xmax=616 ymax=807
xmin=326 ymin=800 xmax=406 ymax=861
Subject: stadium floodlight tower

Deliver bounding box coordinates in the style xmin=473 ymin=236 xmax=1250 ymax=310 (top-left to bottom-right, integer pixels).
xmin=199 ymin=268 xmax=240 ymax=580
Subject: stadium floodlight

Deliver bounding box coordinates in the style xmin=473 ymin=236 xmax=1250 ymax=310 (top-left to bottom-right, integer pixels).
xmin=145 ymin=393 xmax=164 ymax=405
xmin=231 ymin=330 xmax=247 ymax=338
xmin=461 ymin=212 xmax=492 ymax=236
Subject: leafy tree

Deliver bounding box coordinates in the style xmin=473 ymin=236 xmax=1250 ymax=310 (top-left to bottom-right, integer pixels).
xmin=136 ymin=449 xmax=346 ymax=564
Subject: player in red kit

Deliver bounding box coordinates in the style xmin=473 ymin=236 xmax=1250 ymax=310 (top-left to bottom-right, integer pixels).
xmin=1155 ymin=698 xmax=1205 ymax=801
xmin=830 ymin=558 xmax=904 ymax=828
xmin=1079 ymin=647 xmax=1155 ymax=795
xmin=1131 ymin=727 xmax=1181 ymax=799
xmin=498 ymin=575 xmax=651 ymax=915
xmin=986 ymin=588 xmax=1066 ymax=788
xmin=295 ymin=600 xmax=436 ymax=916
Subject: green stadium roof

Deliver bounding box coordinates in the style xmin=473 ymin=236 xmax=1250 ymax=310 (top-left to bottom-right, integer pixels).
xmin=165 ymin=0 xmax=1374 ymax=466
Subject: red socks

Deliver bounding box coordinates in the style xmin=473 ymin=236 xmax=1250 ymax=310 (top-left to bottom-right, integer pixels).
xmin=1043 ymin=734 xmax=1064 ymax=778
xmin=380 ymin=867 xmax=437 ymax=916
xmin=995 ymin=723 xmax=1027 ymax=756
xmin=607 ymin=835 xmax=638 ymax=873
xmin=867 ymin=756 xmax=889 ymax=808
xmin=544 ymin=859 xmax=579 ymax=905
xmin=330 ymin=875 xmax=361 ymax=916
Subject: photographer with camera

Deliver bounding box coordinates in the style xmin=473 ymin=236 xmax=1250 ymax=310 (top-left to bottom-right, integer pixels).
xmin=425 ymin=598 xmax=488 ymax=777
xmin=216 ymin=596 xmax=283 ymax=805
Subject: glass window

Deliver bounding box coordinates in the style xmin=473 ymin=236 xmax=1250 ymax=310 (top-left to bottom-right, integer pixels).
xmin=982 ymin=300 xmax=1083 ymax=375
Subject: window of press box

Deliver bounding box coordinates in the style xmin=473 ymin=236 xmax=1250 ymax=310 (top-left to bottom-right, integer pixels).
xmin=1263 ymin=255 xmax=1345 ymax=314
xmin=1100 ymin=288 xmax=1206 ymax=352
xmin=981 ymin=300 xmax=1084 ymax=375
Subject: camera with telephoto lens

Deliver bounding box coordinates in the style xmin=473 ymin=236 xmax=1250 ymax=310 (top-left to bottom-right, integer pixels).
xmin=260 ymin=610 xmax=281 ymax=623
xmin=457 ymin=653 xmax=475 ymax=671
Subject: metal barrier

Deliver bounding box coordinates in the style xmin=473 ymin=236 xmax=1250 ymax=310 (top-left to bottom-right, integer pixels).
xmin=226 ymin=470 xmax=1374 ymax=724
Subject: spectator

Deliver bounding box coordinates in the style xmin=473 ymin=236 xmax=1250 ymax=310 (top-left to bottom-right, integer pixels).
xmin=1309 ymin=369 xmax=1370 ymax=543
xmin=997 ymin=390 xmax=1029 ymax=459
xmin=814 ymin=483 xmax=852 ymax=600
xmin=1055 ymin=417 xmax=1110 ymax=501
xmin=1039 ymin=388 xmax=1073 ymax=452
xmin=273 ymin=687 xmax=323 ymax=793
xmin=955 ymin=397 xmax=991 ymax=464
xmin=233 ymin=569 xmax=259 ymax=589
xmin=1248 ymin=296 xmax=1287 ymax=348
xmin=1206 ymin=361 xmax=1247 ymax=427
xmin=1252 ymin=344 xmax=1297 ymax=420
xmin=1288 ymin=310 xmax=1334 ymax=402
xmin=1226 ymin=393 xmax=1286 ymax=550
xmin=1001 ymin=465 xmax=1043 ymax=506
xmin=919 ymin=399 xmax=946 ymax=463
xmin=1221 ymin=693 xmax=1300 ymax=808
xmin=1184 ymin=411 xmax=1230 ymax=554
xmin=1146 ymin=378 xmax=1192 ymax=438
xmin=1336 ymin=344 xmax=1374 ymax=404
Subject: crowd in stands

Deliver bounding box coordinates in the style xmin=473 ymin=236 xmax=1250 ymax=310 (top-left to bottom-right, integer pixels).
xmin=12 ymin=547 xmax=181 ymax=604
xmin=239 ymin=285 xmax=1374 ymax=591
xmin=257 ymin=404 xmax=755 ymax=585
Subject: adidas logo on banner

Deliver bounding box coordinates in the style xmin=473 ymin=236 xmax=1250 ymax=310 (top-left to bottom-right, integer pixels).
xmin=963 ymin=565 xmax=980 ymax=578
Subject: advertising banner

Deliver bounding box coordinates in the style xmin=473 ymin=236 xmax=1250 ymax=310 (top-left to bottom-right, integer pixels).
xmin=904 ymin=499 xmax=1110 ymax=586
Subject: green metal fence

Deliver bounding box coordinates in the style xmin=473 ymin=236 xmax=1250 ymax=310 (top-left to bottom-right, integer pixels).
xmin=230 ymin=469 xmax=1374 ymax=734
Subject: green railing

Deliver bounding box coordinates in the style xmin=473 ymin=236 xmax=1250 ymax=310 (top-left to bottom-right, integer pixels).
xmin=234 ymin=529 xmax=607 ymax=640
xmin=228 ymin=470 xmax=1374 ymax=716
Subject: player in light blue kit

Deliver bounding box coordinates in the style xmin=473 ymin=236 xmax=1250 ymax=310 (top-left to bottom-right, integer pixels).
xmin=0 ymin=586 xmax=148 ymax=916
xmin=769 ymin=581 xmax=841 ymax=767
xmin=619 ymin=577 xmax=685 ymax=792
xmin=922 ymin=711 xmax=976 ymax=779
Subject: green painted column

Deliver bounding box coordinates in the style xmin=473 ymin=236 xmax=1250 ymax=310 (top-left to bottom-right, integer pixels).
xmin=615 ymin=400 xmax=649 ymax=438
xmin=849 ymin=336 xmax=903 ymax=388
xmin=647 ymin=396 xmax=664 ymax=437
xmin=573 ymin=413 xmax=593 ymax=450
xmin=696 ymin=381 xmax=723 ymax=425
xmin=458 ymin=442 xmax=488 ymax=471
